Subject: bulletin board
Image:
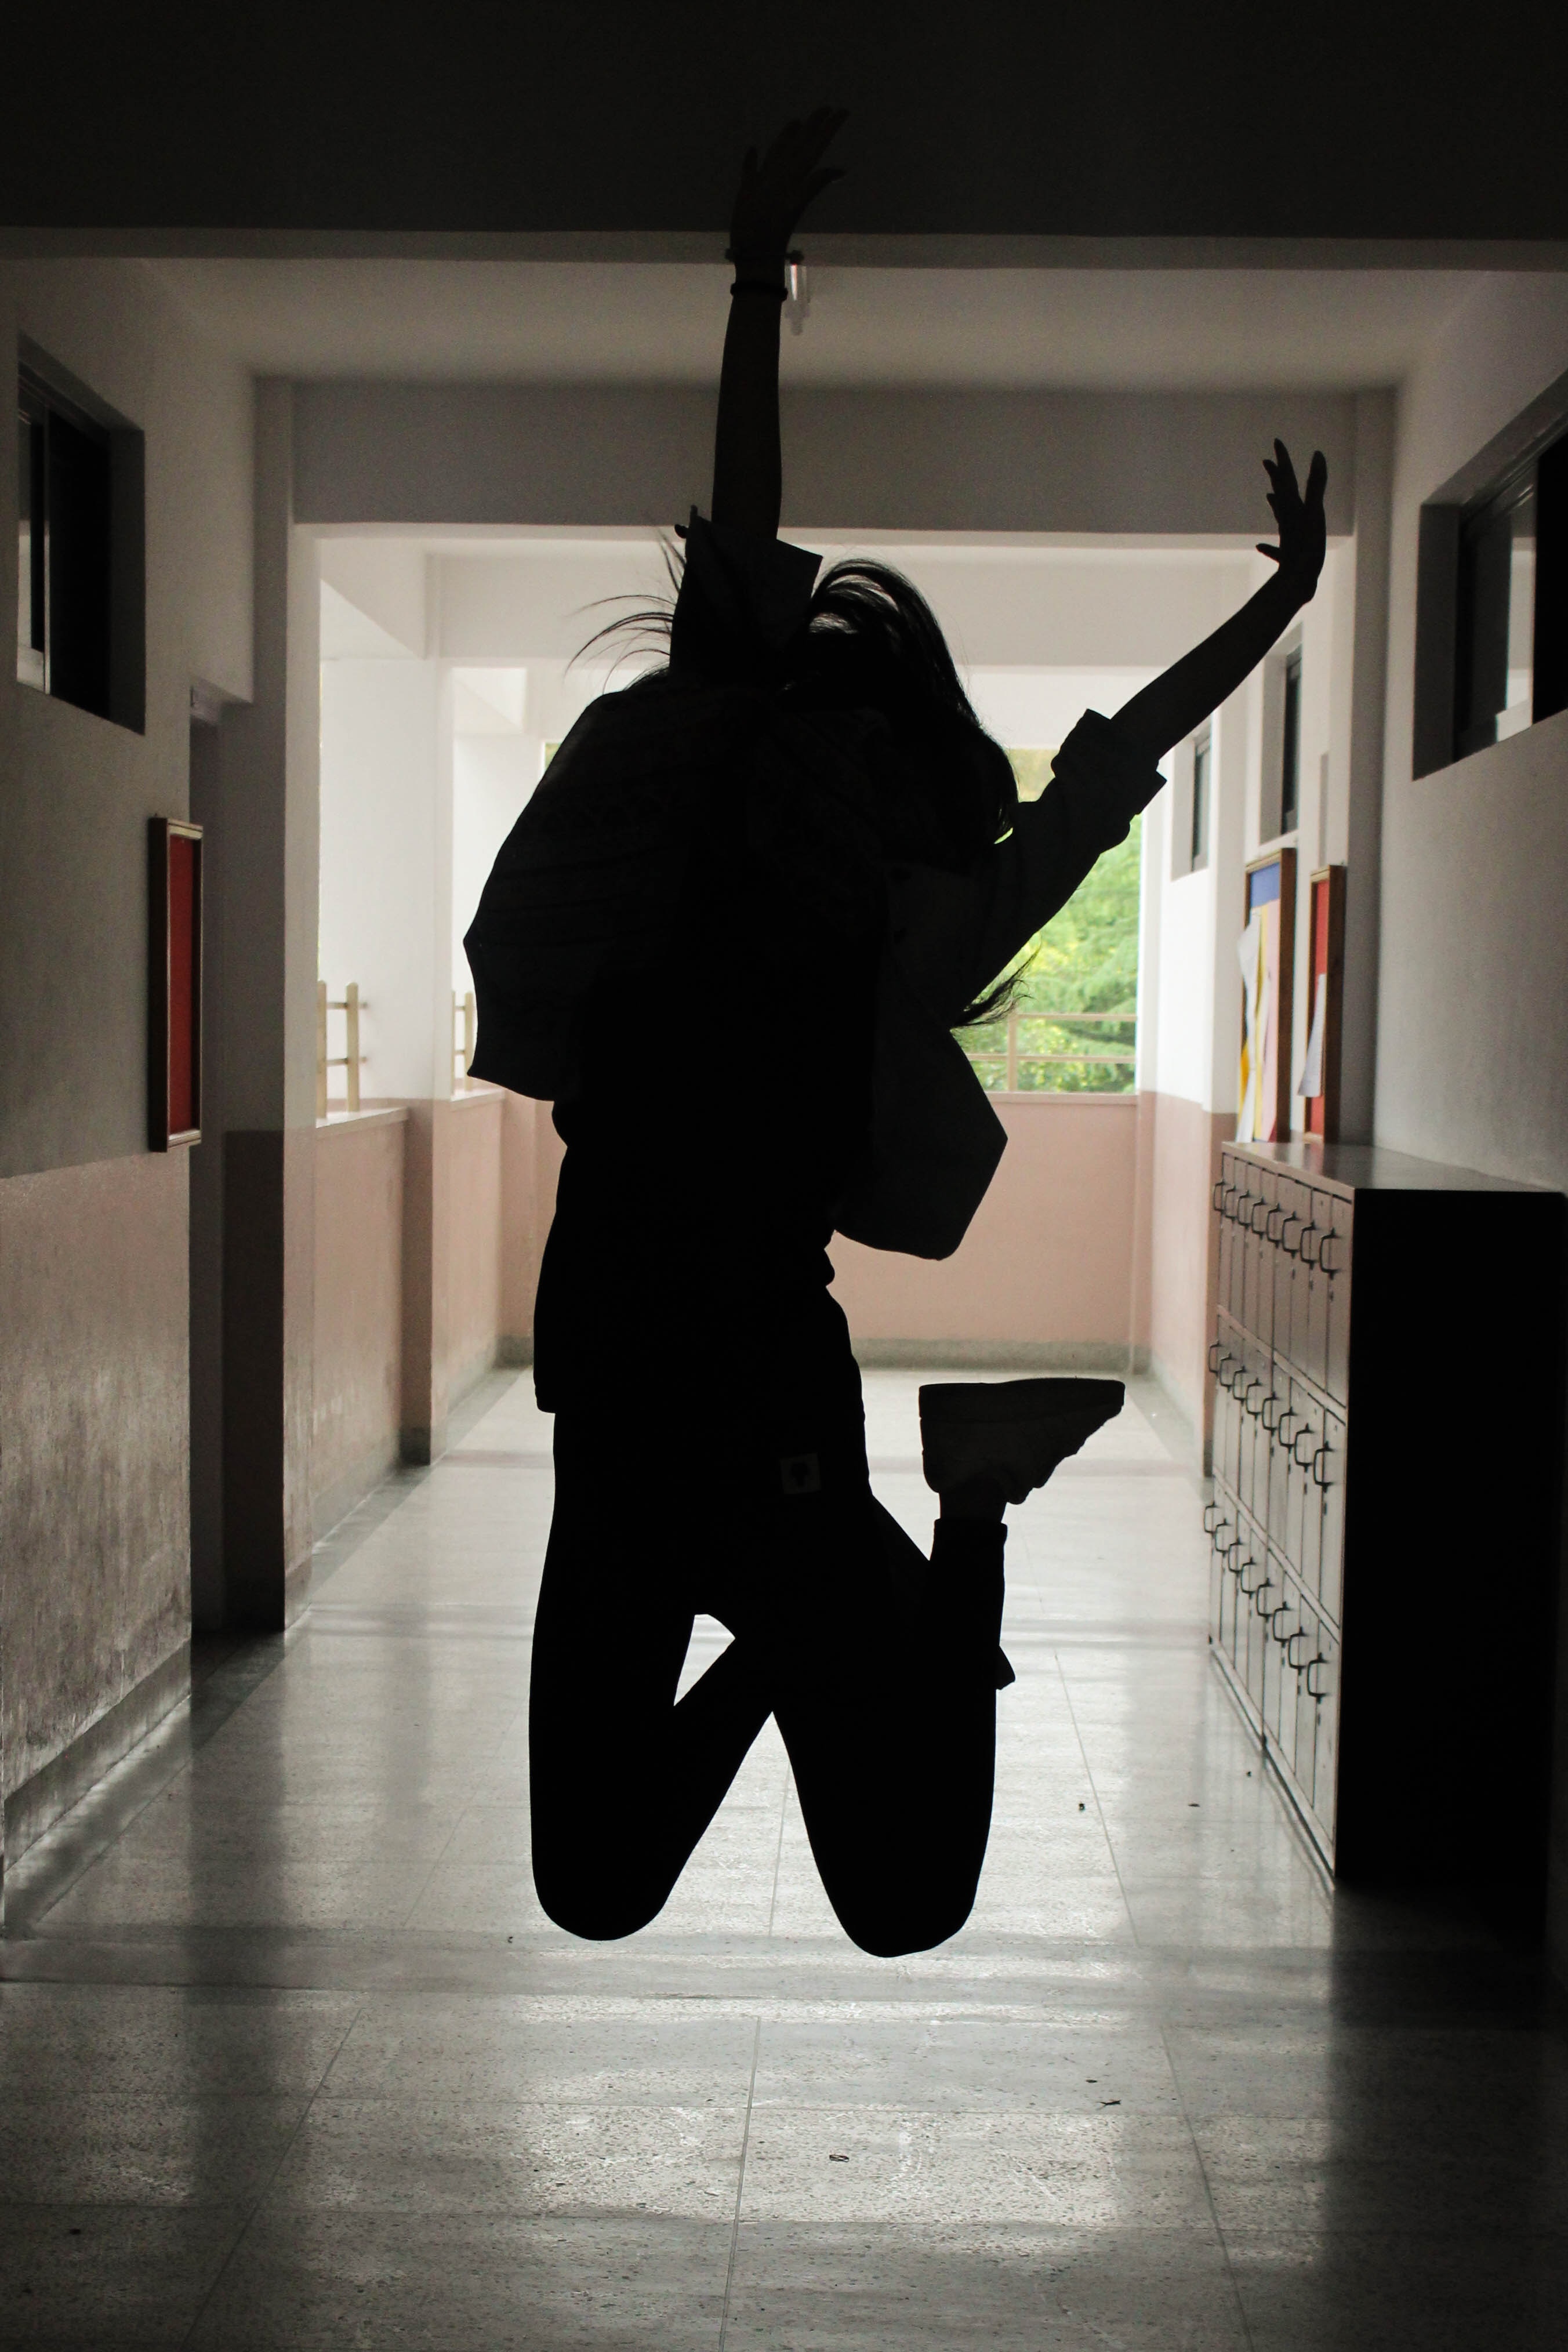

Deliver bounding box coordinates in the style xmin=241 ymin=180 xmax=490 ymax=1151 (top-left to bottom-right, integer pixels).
xmin=148 ymin=817 xmax=203 ymax=1149
xmin=1298 ymin=863 xmax=1346 ymax=1141
xmin=1237 ymin=847 xmax=1295 ymax=1144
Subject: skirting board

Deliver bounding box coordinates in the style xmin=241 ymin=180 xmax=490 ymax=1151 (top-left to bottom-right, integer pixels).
xmin=496 ymin=1337 xmax=1144 ymax=1373
xmin=3 ymin=1643 xmax=191 ymax=1865
xmin=852 ymin=1339 xmax=1143 ymax=1371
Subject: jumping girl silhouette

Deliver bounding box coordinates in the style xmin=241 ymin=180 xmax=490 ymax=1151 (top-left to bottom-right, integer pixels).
xmin=466 ymin=113 xmax=1327 ymax=1957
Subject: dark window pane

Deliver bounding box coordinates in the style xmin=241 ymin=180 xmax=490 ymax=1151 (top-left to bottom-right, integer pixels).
xmin=1191 ymin=733 xmax=1210 ymax=869
xmin=1456 ymin=476 xmax=1536 ymax=758
xmin=46 ymin=408 xmax=112 ymax=719
xmin=1534 ymin=430 xmax=1568 ymax=725
xmin=1281 ymin=649 xmax=1302 ymax=833
xmin=17 ymin=398 xmax=46 ymax=688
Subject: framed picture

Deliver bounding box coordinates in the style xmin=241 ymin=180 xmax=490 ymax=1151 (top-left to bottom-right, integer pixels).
xmin=148 ymin=817 xmax=202 ymax=1149
xmin=1237 ymin=847 xmax=1295 ymax=1143
xmin=1298 ymin=863 xmax=1346 ymax=1142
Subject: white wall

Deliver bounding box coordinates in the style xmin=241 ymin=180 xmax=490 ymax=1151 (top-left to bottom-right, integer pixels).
xmin=318 ymin=657 xmax=451 ymax=1102
xmin=453 ymin=732 xmax=536 ymax=995
xmin=293 ymin=383 xmax=1359 ymax=538
xmin=1 ymin=259 xmax=253 ymax=1174
xmin=1376 ymin=278 xmax=1568 ymax=1177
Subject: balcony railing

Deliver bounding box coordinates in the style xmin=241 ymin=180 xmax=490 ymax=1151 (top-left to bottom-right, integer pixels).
xmin=317 ymin=981 xmax=367 ymax=1116
xmin=961 ymin=1006 xmax=1136 ymax=1093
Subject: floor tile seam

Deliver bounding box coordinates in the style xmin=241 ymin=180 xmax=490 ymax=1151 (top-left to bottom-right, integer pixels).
xmin=717 ymin=2017 xmax=762 ymax=2352
xmin=1050 ymin=1649 xmax=1140 ymax=1952
xmin=763 ymin=1756 xmax=794 ymax=1942
xmin=175 ymin=1994 xmax=368 ymax=2351
xmin=1156 ymin=2013 xmax=1260 ymax=2352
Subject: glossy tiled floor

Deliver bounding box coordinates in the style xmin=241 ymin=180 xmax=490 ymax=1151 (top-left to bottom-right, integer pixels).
xmin=2 ymin=1368 xmax=1565 ymax=2348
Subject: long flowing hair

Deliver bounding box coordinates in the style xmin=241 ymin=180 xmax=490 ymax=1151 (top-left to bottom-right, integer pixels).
xmin=578 ymin=547 xmax=1022 ymax=1025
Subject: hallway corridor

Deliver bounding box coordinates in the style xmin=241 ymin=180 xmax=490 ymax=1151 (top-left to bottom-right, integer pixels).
xmin=1 ymin=1371 xmax=1564 ymax=2348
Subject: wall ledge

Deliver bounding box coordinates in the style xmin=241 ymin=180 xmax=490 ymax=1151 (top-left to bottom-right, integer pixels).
xmin=852 ymin=1338 xmax=1133 ymax=1371
xmin=317 ymin=1106 xmax=409 ymax=1134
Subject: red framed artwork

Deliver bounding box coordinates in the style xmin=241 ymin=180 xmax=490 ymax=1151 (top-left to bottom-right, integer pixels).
xmin=1298 ymin=863 xmax=1346 ymax=1142
xmin=148 ymin=817 xmax=202 ymax=1149
xmin=1236 ymin=847 xmax=1295 ymax=1144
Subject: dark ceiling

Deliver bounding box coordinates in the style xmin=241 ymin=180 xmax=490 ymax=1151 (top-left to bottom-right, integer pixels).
xmin=9 ymin=1 xmax=1566 ymax=241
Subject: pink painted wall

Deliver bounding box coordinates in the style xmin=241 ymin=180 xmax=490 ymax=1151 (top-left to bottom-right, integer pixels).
xmin=0 ymin=1155 xmax=189 ymax=1803
xmin=442 ymin=1090 xmax=505 ymax=1403
xmin=501 ymin=1091 xmax=563 ymax=1358
xmin=1146 ymin=1091 xmax=1232 ymax=1451
xmin=829 ymin=1095 xmax=1138 ymax=1360
xmin=312 ymin=1110 xmax=406 ymax=1536
xmin=496 ymin=1091 xmax=1145 ymax=1367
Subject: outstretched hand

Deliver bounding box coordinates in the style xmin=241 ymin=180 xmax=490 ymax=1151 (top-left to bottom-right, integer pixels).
xmin=728 ymin=108 xmax=848 ymax=263
xmin=1257 ymin=442 xmax=1327 ymax=601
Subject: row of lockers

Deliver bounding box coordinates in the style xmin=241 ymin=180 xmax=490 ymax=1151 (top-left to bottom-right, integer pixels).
xmin=1211 ymin=1311 xmax=1346 ymax=1627
xmin=1208 ymin=1486 xmax=1340 ymax=1852
xmin=1215 ymin=1163 xmax=1352 ymax=1403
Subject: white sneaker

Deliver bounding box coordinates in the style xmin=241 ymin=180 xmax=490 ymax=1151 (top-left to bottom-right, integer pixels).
xmin=918 ymin=1377 xmax=1126 ymax=1505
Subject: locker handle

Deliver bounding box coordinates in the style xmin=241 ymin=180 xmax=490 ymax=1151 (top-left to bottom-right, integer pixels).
xmin=1285 ymin=1629 xmax=1312 ymax=1667
xmin=1279 ymin=1217 xmax=1305 ymax=1255
xmin=1248 ymin=1199 xmax=1271 ymax=1232
xmin=1244 ymin=1380 xmax=1266 ymax=1415
xmin=1210 ymin=1519 xmax=1234 ymax=1551
xmin=1276 ymin=1410 xmax=1301 ymax=1446
xmin=1299 ymin=1227 xmax=1322 ymax=1266
xmin=1203 ymin=1500 xmax=1221 ymax=1532
xmin=1317 ymin=1234 xmax=1343 ymax=1273
xmin=1266 ymin=1206 xmax=1287 ymax=1240
xmin=1207 ymin=1338 xmax=1225 ymax=1374
xmin=1268 ymin=1602 xmax=1298 ymax=1638
xmin=1222 ymin=1188 xmax=1240 ymax=1218
xmin=1305 ymin=1658 xmax=1333 ymax=1698
xmin=1260 ymin=1393 xmax=1283 ymax=1431
xmin=1311 ymin=1445 xmax=1335 ymax=1489
xmin=1249 ymin=1578 xmax=1279 ymax=1613
xmin=1212 ymin=1179 xmax=1226 ymax=1212
xmin=1293 ymin=1428 xmax=1318 ymax=1467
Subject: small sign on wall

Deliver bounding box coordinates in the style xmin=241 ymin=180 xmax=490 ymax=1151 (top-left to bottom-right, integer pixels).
xmin=148 ymin=817 xmax=202 ymax=1149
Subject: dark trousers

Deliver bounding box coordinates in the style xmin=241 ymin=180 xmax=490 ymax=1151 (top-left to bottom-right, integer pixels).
xmin=529 ymin=1414 xmax=1007 ymax=1959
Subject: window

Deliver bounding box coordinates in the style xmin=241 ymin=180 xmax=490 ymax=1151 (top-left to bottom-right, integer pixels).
xmin=1414 ymin=405 xmax=1568 ymax=778
xmin=959 ymin=752 xmax=1140 ymax=1094
xmin=1280 ymin=648 xmax=1302 ymax=834
xmin=1190 ymin=727 xmax=1211 ymax=871
xmin=16 ymin=355 xmax=143 ymax=729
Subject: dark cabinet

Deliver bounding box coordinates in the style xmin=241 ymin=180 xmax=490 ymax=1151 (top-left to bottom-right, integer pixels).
xmin=1207 ymin=1139 xmax=1564 ymax=1922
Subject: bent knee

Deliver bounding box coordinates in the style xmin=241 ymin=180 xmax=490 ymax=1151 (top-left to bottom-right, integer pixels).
xmin=532 ymin=1861 xmax=668 ymax=1944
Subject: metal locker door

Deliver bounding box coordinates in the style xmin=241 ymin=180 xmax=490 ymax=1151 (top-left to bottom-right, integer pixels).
xmin=1267 ymin=1373 xmax=1297 ymax=1544
xmin=1293 ymin=1385 xmax=1326 ymax=1602
xmin=1265 ymin=1562 xmax=1305 ymax=1777
xmin=1225 ymin=1168 xmax=1246 ymax=1320
xmin=1302 ymin=1189 xmax=1331 ymax=1389
xmin=1214 ymin=1169 xmax=1233 ymax=1324
xmin=1254 ymin=1171 xmax=1279 ymax=1349
xmin=1277 ymin=1376 xmax=1306 ymax=1572
xmin=1323 ymin=1196 xmax=1354 ymax=1404
xmin=1315 ymin=1405 xmax=1347 ymax=1629
xmin=1305 ymin=1620 xmax=1340 ymax=1841
xmin=1289 ymin=1600 xmax=1321 ymax=1820
xmin=1210 ymin=1328 xmax=1242 ymax=1493
xmin=1274 ymin=1178 xmax=1306 ymax=1367
xmin=1205 ymin=1497 xmax=1235 ymax=1656
xmin=1242 ymin=1538 xmax=1277 ymax=1712
xmin=1260 ymin=1557 xmax=1296 ymax=1750
xmin=1237 ymin=1338 xmax=1268 ymax=1519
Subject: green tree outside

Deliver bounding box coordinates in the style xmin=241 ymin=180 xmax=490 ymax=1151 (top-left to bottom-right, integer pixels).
xmin=956 ymin=750 xmax=1142 ymax=1093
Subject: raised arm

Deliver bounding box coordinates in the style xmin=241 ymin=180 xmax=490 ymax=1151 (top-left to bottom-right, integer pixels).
xmin=1109 ymin=444 xmax=1329 ymax=765
xmin=710 ymin=110 xmax=847 ymax=539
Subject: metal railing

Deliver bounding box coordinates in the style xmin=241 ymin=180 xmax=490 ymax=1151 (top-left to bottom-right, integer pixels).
xmin=962 ymin=1006 xmax=1136 ymax=1092
xmin=453 ymin=990 xmax=476 ymax=1091
xmin=317 ymin=981 xmax=367 ymax=1116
